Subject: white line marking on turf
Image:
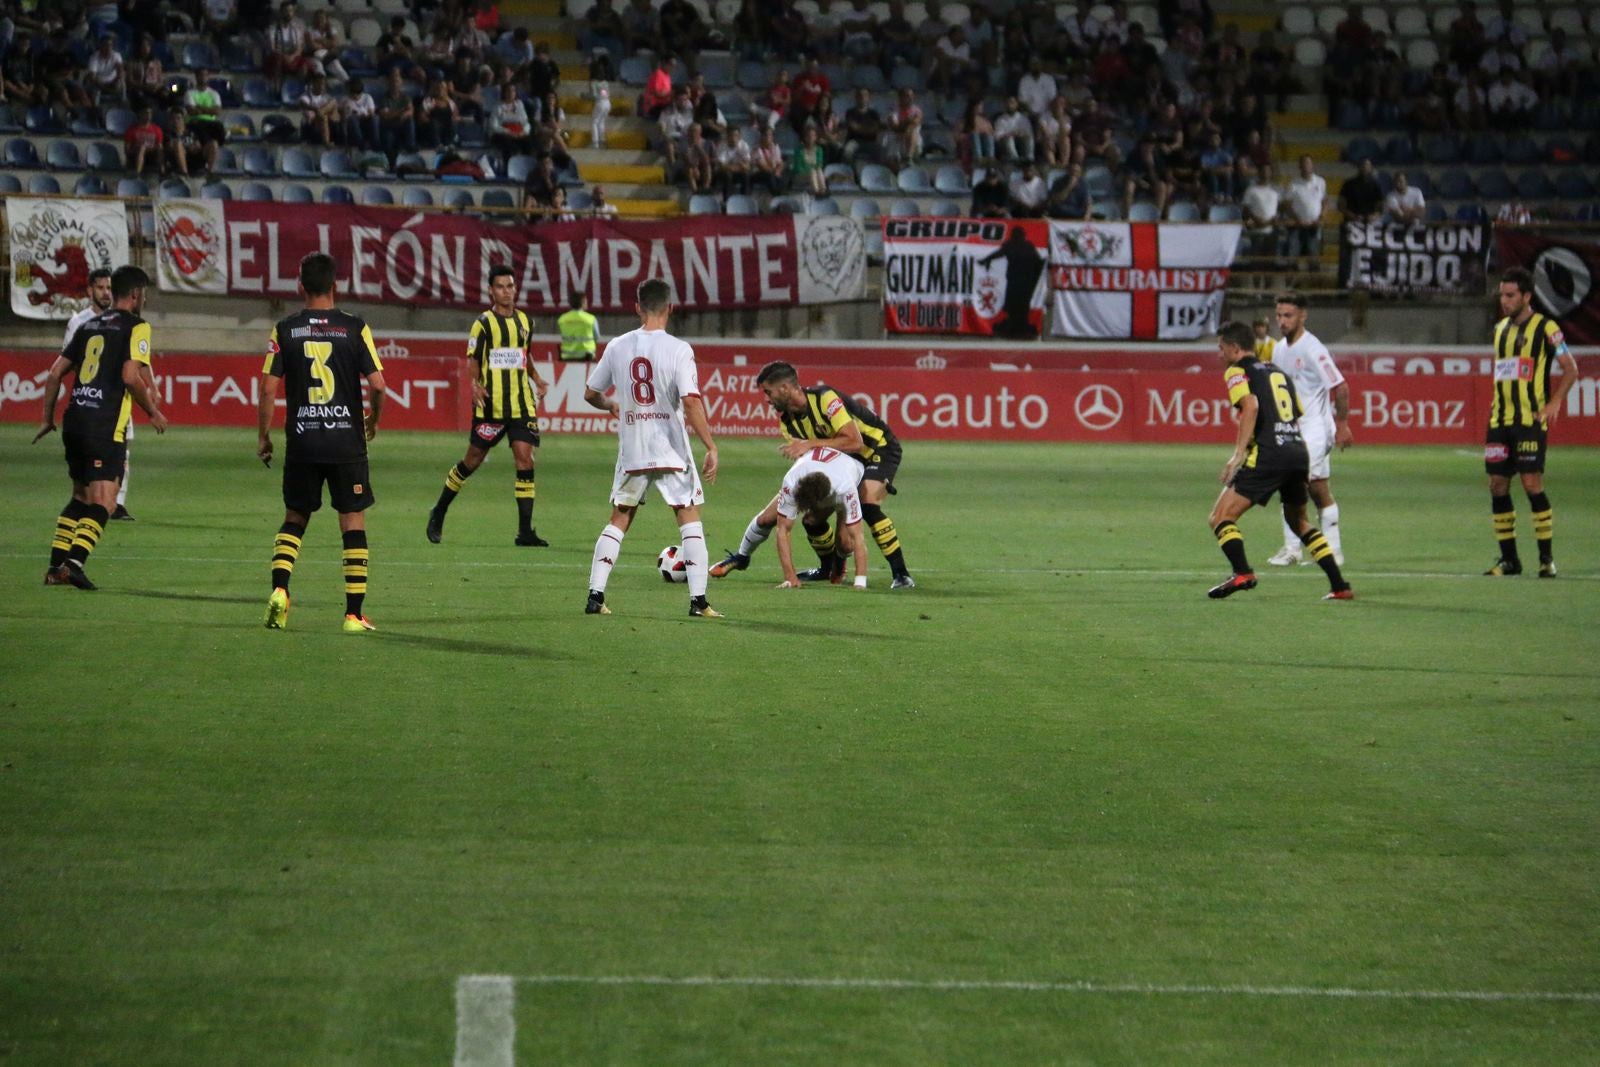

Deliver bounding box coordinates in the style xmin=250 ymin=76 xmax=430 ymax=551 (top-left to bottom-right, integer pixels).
xmin=455 ymin=975 xmax=515 ymax=1067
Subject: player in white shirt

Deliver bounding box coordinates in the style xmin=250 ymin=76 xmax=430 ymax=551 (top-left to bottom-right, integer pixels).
xmin=62 ymin=269 xmax=141 ymax=520
xmin=582 ymin=278 xmax=721 ymax=617
xmin=773 ymin=447 xmax=870 ymax=588
xmin=1267 ymin=292 xmax=1353 ymax=566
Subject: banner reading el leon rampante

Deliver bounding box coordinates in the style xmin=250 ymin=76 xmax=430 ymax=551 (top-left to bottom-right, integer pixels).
xmin=881 ymin=217 xmax=1050 ymax=336
xmin=1339 ymin=220 xmax=1489 ymax=294
xmin=153 ymin=199 xmax=865 ymax=313
xmin=1048 ymin=221 xmax=1240 ymax=340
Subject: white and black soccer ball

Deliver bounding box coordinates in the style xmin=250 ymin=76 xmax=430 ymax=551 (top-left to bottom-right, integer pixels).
xmin=658 ymin=545 xmax=688 ymax=582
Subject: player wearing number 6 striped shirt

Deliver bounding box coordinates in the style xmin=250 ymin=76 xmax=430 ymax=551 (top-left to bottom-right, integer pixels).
xmin=582 ymin=278 xmax=722 ymax=617
xmin=426 ymin=265 xmax=552 ymax=547
xmin=773 ymin=447 xmax=871 ymax=589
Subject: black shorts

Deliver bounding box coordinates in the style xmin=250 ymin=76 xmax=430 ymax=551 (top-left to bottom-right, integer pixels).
xmin=283 ymin=458 xmax=374 ymax=514
xmin=1230 ymin=463 xmax=1309 ymax=509
xmin=1484 ymin=425 xmax=1546 ymax=475
xmin=469 ymin=416 xmax=541 ymax=451
xmin=63 ymin=431 xmax=125 ymax=484
xmin=190 ymin=118 xmax=226 ymax=144
xmin=862 ymin=440 xmax=903 ymax=490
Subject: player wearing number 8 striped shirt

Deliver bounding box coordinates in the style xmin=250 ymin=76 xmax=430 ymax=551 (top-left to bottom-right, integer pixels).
xmin=582 ymin=278 xmax=722 ymax=617
xmin=1206 ymin=320 xmax=1352 ymax=601
xmin=773 ymin=447 xmax=871 ymax=589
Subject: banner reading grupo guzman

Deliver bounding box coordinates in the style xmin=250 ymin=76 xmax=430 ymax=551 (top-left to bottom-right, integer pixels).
xmin=1048 ymin=221 xmax=1241 ymax=340
xmin=1494 ymin=228 xmax=1600 ymax=344
xmin=881 ymin=217 xmax=1050 ymax=336
xmin=6 ymin=197 xmax=131 ymax=320
xmin=153 ymin=199 xmax=865 ymax=312
xmin=1339 ymin=220 xmax=1489 ymax=294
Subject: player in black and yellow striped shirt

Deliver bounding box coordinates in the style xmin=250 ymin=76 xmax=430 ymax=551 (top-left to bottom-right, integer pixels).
xmin=1482 ymin=267 xmax=1579 ymax=577
xmin=426 ymin=265 xmax=552 ymax=547
xmin=711 ymin=361 xmax=915 ymax=589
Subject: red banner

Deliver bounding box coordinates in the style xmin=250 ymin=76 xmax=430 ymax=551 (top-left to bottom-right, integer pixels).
xmin=1493 ymin=229 xmax=1600 ymax=344
xmin=881 ymin=218 xmax=1050 ymax=336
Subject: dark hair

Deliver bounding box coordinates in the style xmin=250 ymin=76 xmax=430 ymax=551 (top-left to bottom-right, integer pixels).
xmin=755 ymin=361 xmax=799 ymax=386
xmin=794 ymin=472 xmax=836 ymax=516
xmin=110 ymin=265 xmax=149 ymax=299
xmin=1218 ymin=320 xmax=1256 ymax=352
xmin=299 ymin=252 xmax=337 ymax=296
xmin=569 ymin=291 xmax=585 ymax=310
xmin=1275 ymin=290 xmax=1307 ymax=309
xmin=488 ymin=264 xmax=515 ymax=285
xmin=637 ymin=277 xmax=673 ymax=312
xmin=1500 ymin=267 xmax=1534 ymax=294
xmin=89 ymin=268 xmax=113 ymax=284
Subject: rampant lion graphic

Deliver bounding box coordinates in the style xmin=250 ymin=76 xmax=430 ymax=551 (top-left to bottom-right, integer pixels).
xmin=26 ymin=243 xmax=91 ymax=306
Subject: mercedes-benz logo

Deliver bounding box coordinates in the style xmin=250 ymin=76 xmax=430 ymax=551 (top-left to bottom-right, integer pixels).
xmin=1532 ymin=246 xmax=1592 ymax=319
xmin=1075 ymin=384 xmax=1123 ymax=431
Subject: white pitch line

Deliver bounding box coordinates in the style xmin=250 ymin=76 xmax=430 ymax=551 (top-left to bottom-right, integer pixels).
xmin=506 ymin=972 xmax=1600 ymax=1003
xmin=455 ymin=975 xmax=515 ymax=1067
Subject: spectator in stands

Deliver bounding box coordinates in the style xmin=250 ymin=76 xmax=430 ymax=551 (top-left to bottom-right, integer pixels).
xmin=202 ymin=0 xmax=239 ymax=38
xmin=4 ymin=31 xmax=40 ymax=106
xmin=1283 ymin=154 xmax=1326 ymax=269
xmin=961 ymin=2 xmax=998 ymax=68
xmin=1089 ymin=36 xmax=1131 ymax=102
xmin=473 ymin=0 xmax=501 ymax=36
xmin=1241 ymin=161 xmax=1280 ymax=258
xmin=1018 ymin=58 xmax=1057 ymax=120
xmin=38 ymin=28 xmax=90 ymax=113
xmin=658 ymin=86 xmax=695 ymax=169
xmin=791 ymin=56 xmax=830 ymax=132
xmin=1037 ymin=96 xmax=1076 ymax=168
xmin=589 ymin=51 xmax=614 ymax=147
xmin=683 ymin=122 xmax=714 ymax=193
xmin=622 ymin=0 xmax=661 ymax=54
xmin=839 ymin=0 xmax=877 ymax=64
xmin=806 ymin=0 xmax=844 ymax=59
xmin=378 ymin=23 xmax=424 ymax=81
xmin=810 ymin=93 xmax=843 ymax=160
xmin=496 ymin=27 xmax=534 ymax=73
xmin=521 ymin=152 xmax=558 ymax=214
xmin=165 ymin=110 xmax=201 ymax=178
xmin=1061 ymin=0 xmax=1102 ymax=59
xmin=1453 ymin=72 xmax=1489 ymax=130
xmin=971 ymin=165 xmax=1010 ymax=217
xmin=1247 ymin=30 xmax=1294 ymax=111
xmin=659 ymin=0 xmax=706 ymax=61
xmin=580 ymin=0 xmax=625 ymax=58
xmin=87 ymin=35 xmax=126 ymax=104
xmin=342 ymin=77 xmax=378 ymax=150
xmin=641 ymin=53 xmax=675 ymax=121
xmin=590 ymin=185 xmax=618 ymax=217
xmin=1448 ymin=2 xmax=1487 ymax=70
xmin=186 ymin=67 xmax=226 ymax=156
xmin=1199 ymin=130 xmax=1233 ymax=201
xmin=884 ymin=87 xmax=923 ymax=165
xmin=546 ymin=186 xmax=576 ymax=221
xmin=1074 ymin=97 xmax=1119 ymax=168
xmin=1334 ymin=4 xmax=1372 ymax=51
xmin=378 ymin=69 xmax=416 ymax=163
xmin=751 ymin=124 xmax=786 ymax=198
xmin=265 ymin=1 xmax=310 ymax=88
xmin=1535 ymin=28 xmax=1583 ymax=101
xmin=1479 ymin=40 xmax=1523 ymax=78
xmin=731 ymin=0 xmax=766 ymax=61
xmin=124 ymin=105 xmax=164 ymax=176
xmin=448 ymin=50 xmax=485 ymax=121
xmin=689 ymin=72 xmax=725 ymax=138
xmin=1495 ymin=200 xmax=1532 ymax=225
xmin=299 ymin=73 xmax=339 ymax=146
xmin=488 ymin=72 xmax=533 ymax=161
xmin=435 ymin=149 xmax=487 ymax=179
xmin=1384 ymin=172 xmax=1425 ymax=224
xmin=535 ymin=91 xmax=572 ymax=169
xmin=955 ymin=98 xmax=994 ymax=173
xmin=1483 ymin=0 xmax=1526 ymax=50
xmin=1338 ymin=157 xmax=1383 ymax=223
xmin=1407 ymin=63 xmax=1454 ymax=134
xmin=527 ymin=41 xmax=559 ymax=112
xmin=1122 ymin=141 xmax=1169 ymax=217
xmin=927 ymin=24 xmax=976 ymax=97
xmin=992 ymin=95 xmax=1033 ymax=163
xmin=1099 ymin=2 xmax=1131 ymax=44
xmin=421 ymin=78 xmax=458 ymax=147
xmin=1046 ymin=165 xmax=1089 ymax=218
xmin=715 ymin=126 xmax=752 ymax=197
xmin=769 ymin=2 xmax=809 ymax=60
xmin=125 ymin=35 xmax=163 ymax=109
xmin=1487 ymin=68 xmax=1537 ymax=131
xmin=754 ymin=68 xmax=790 ymax=130
xmin=306 ymin=11 xmax=348 ymax=84
xmin=791 ymin=123 xmax=827 ymax=196
xmin=878 ymin=0 xmax=917 ymax=73
xmin=843 ymin=87 xmax=881 ymax=163
xmin=1009 ymin=162 xmax=1047 ymax=217
xmin=453 ymin=15 xmax=492 ymax=59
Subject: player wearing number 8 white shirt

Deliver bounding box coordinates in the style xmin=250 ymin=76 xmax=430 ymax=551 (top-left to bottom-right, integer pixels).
xmin=583 ymin=278 xmax=722 ymax=617
xmin=1267 ymin=292 xmax=1353 ymax=566
xmin=774 ymin=448 xmax=870 ymax=589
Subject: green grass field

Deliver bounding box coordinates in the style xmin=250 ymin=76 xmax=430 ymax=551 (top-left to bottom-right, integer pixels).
xmin=2 ymin=425 xmax=1598 ymax=1065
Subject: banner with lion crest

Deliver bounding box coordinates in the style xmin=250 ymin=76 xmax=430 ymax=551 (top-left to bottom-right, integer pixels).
xmin=7 ymin=198 xmax=131 ymax=320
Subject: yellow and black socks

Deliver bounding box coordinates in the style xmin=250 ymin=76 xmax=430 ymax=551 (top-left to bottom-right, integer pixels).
xmin=515 ymin=468 xmax=536 ymax=533
xmin=342 ymin=530 xmax=369 ymax=617
xmin=1213 ymin=520 xmax=1250 ymax=574
xmin=1491 ymin=494 xmax=1519 ymax=564
xmin=435 ymin=462 xmax=473 ymax=513
xmin=1298 ymin=526 xmax=1351 ymax=593
xmin=1527 ymin=491 xmax=1553 ymax=563
xmin=803 ymin=517 xmax=836 ymax=567
xmin=50 ymin=498 xmax=89 ymax=568
xmin=862 ymin=503 xmax=909 ymax=578
xmin=66 ymin=504 xmax=109 ymax=568
xmin=272 ymin=521 xmax=305 ymax=591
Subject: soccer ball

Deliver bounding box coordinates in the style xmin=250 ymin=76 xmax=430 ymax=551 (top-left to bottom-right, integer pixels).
xmin=658 ymin=545 xmax=688 ymax=582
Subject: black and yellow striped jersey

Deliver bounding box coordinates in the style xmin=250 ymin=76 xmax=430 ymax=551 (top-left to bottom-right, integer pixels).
xmin=1489 ymin=312 xmax=1569 ymax=429
xmin=778 ymin=385 xmax=897 ymax=464
xmin=1224 ymin=356 xmax=1305 ymax=469
xmin=62 ymin=309 xmax=152 ymax=445
xmin=469 ymin=309 xmax=537 ymax=420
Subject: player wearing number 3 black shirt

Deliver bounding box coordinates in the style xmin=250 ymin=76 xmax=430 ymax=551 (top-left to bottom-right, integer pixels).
xmin=257 ymin=252 xmax=387 ymax=633
xmin=1205 ymin=320 xmax=1352 ymax=602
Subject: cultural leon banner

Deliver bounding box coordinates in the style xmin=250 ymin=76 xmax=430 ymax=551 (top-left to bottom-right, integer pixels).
xmin=6 ymin=197 xmax=131 ymax=320
xmin=1048 ymin=221 xmax=1240 ymax=340
xmin=881 ymin=218 xmax=1050 ymax=336
xmin=151 ymin=200 xmax=865 ymax=312
xmin=1339 ymin=220 xmax=1489 ymax=295
xmin=1494 ymin=228 xmax=1600 ymax=344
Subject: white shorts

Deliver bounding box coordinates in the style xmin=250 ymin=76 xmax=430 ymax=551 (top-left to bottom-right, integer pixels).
xmin=611 ymin=466 xmax=704 ymax=508
xmin=1303 ymin=423 xmax=1333 ymax=480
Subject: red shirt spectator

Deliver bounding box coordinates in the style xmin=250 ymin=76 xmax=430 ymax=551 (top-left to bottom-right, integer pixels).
xmin=125 ymin=118 xmax=164 ymax=151
xmin=642 ymin=57 xmax=675 ymax=119
xmin=792 ymin=61 xmax=830 ymax=115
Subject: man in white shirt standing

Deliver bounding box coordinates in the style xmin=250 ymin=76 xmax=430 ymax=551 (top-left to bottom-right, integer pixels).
xmin=583 ymin=278 xmax=721 ymax=617
xmin=62 ymin=269 xmax=140 ymax=521
xmin=1267 ymin=291 xmax=1353 ymax=566
xmin=1283 ymin=154 xmax=1327 ymax=271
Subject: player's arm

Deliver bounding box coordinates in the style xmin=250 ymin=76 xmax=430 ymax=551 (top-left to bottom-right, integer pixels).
xmin=467 ymin=320 xmax=488 ymax=405
xmin=773 ymin=512 xmax=802 ymax=588
xmin=257 ymin=373 xmax=281 ymax=464
xmin=583 ymin=385 xmax=618 ymax=414
xmin=364 ymin=370 xmax=386 ymax=440
xmin=1331 ymin=381 xmax=1353 ymax=449
xmin=779 ymin=391 xmax=865 ymax=459
xmin=31 ymin=355 xmax=73 ymax=442
xmin=682 ymin=394 xmax=718 ymax=483
xmin=121 ymin=359 xmax=169 ymax=433
xmin=1222 ymin=393 xmax=1258 ymax=484
xmin=841 ymin=518 xmax=868 ymax=587
xmin=1539 ymin=329 xmax=1580 ymax=424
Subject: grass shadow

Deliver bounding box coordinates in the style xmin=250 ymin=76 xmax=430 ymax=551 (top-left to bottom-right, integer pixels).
xmin=117 ymin=589 xmax=262 ymax=605
xmin=377 ymin=631 xmax=569 ymax=660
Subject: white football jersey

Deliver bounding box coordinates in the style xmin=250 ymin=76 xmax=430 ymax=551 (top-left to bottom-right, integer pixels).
xmin=1271 ymin=328 xmax=1343 ymax=438
xmin=776 ymin=447 xmax=865 ymax=524
xmin=587 ymin=327 xmax=701 ymax=474
xmin=61 ymin=304 xmax=104 ymax=354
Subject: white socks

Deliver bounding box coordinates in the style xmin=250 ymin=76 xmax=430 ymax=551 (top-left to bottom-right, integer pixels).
xmin=1319 ymin=503 xmax=1341 ymax=558
xmin=589 ymin=524 xmax=624 ymax=593
xmin=737 ymin=515 xmax=772 ymax=558
xmin=116 ymin=456 xmax=128 ymax=507
xmin=680 ymin=521 xmax=709 ymax=598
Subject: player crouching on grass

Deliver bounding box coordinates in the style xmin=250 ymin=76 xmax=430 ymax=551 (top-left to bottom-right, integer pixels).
xmin=772 ymin=446 xmax=871 ymax=590
xmin=1207 ymin=320 xmax=1353 ymax=602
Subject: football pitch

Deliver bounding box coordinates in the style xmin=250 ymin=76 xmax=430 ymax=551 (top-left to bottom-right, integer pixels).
xmin=2 ymin=426 xmax=1597 ymax=1065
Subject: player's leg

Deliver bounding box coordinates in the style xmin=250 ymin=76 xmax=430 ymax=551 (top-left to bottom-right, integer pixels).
xmin=47 ymin=483 xmax=92 ymax=582
xmin=62 ymin=475 xmax=118 ymax=590
xmin=861 ymin=447 xmax=914 ymax=588
xmin=1484 ymin=430 xmax=1521 ymax=575
xmin=1205 ymin=484 xmax=1257 ymax=598
xmin=1283 ymin=479 xmax=1352 ymax=599
xmin=1521 ymin=467 xmax=1555 ymax=577
xmin=331 ymin=461 xmax=377 ymax=632
xmin=268 ymin=456 xmax=322 ymax=628
xmin=112 ymin=422 xmax=133 ymax=520
xmin=674 ymin=501 xmax=721 ymax=617
xmin=712 ymin=494 xmax=781 ymax=577
xmin=510 ymin=434 xmax=548 ymax=547
xmin=428 ymin=436 xmax=492 ymax=542
xmin=587 ymin=473 xmax=640 ymax=612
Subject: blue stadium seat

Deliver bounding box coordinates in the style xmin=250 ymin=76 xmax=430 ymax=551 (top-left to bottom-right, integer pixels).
xmin=896 ymin=166 xmax=933 ymax=194
xmin=619 ymin=57 xmax=652 ymax=86
xmin=455 ymin=120 xmax=487 ymax=148
xmin=320 ymin=148 xmax=359 ymax=177
xmin=86 ymin=142 xmax=121 ymax=171
xmin=282 ymin=148 xmax=318 ymax=177
xmin=201 ymin=181 xmax=233 ymax=199
xmin=858 ymin=163 xmax=895 ymax=194
xmin=506 ymin=154 xmax=537 ymax=183
xmin=280 ymin=77 xmax=307 ymax=106
xmin=688 ymin=193 xmax=720 ymax=215
xmin=567 ymin=190 xmax=593 ymax=210
xmin=850 ymin=66 xmax=887 ymax=92
xmin=887 ymin=198 xmax=919 ymax=217
xmin=401 ymin=186 xmax=434 ymax=206
xmin=1455 ymin=204 xmax=1488 ymax=223
xmin=0 ymin=173 xmax=22 ymax=193
xmin=1463 ymin=132 xmax=1501 ymax=165
xmin=926 ymin=199 xmax=961 ymax=217
xmin=70 ymin=116 xmax=101 ymax=137
xmin=27 ymin=174 xmax=61 ymax=194
xmin=260 ymin=114 xmax=296 ymax=142
xmin=396 ymin=151 xmax=431 ymax=179
xmin=770 ymin=195 xmax=805 ymax=214
xmin=1083 ymin=165 xmax=1115 ymax=200
xmin=159 ymin=177 xmax=192 ymax=198
xmin=5 ymin=137 xmax=39 ymax=168
xmin=1167 ymin=201 xmax=1201 ymax=222
xmin=323 ymin=184 xmax=355 ymax=204
xmin=1475 ymin=169 xmax=1513 ymax=199
xmin=360 ymin=185 xmax=394 ymax=204
xmin=281 ymin=183 xmax=315 ymax=203
xmin=933 ymin=165 xmax=969 ymax=195
xmin=220 ymin=38 xmax=258 ymax=72
xmin=1422 ymin=134 xmax=1462 ymax=165
xmin=242 ymin=146 xmax=276 ymax=175
xmin=1504 ymin=136 xmax=1540 ymax=166
xmin=443 ymin=188 xmax=476 ymax=209
xmin=724 ymin=194 xmax=758 ymax=215
xmin=116 ymin=178 xmax=150 ymax=197
xmin=73 ymin=175 xmax=108 ymax=196
xmin=224 ymin=113 xmax=258 ymax=141
xmin=735 ymin=61 xmax=770 ymax=90
xmin=1128 ymin=201 xmax=1160 ymax=222
xmin=182 ymin=41 xmax=219 ymax=69
xmin=1342 ymin=136 xmax=1381 ymax=164
xmin=1207 ymin=203 xmax=1242 ymax=223
xmin=1382 ymin=135 xmax=1416 ymax=165
xmin=890 ymin=65 xmax=921 ymax=91
xmin=1436 ymin=169 xmax=1474 ymax=199
xmin=1403 ymin=170 xmax=1432 ymax=196
xmin=849 ymin=197 xmax=880 ymax=220
xmin=341 ymin=45 xmax=376 ymax=78
xmin=1554 ymin=172 xmax=1596 ymax=199
xmin=46 ymin=140 xmax=82 ymax=170
xmin=1424 ymin=203 xmax=1447 ymax=222
xmin=239 ymin=181 xmax=274 ymax=201
xmin=0 ymin=104 xmax=20 ymax=133
xmin=482 ymin=188 xmax=515 ymax=210
xmin=25 ymin=104 xmax=64 ymax=134
xmin=1089 ymin=200 xmax=1123 ymax=220
xmin=1515 ymin=170 xmax=1554 ymax=199
xmin=1333 ymin=100 xmax=1367 ymax=131
xmin=700 ymin=55 xmax=735 ymax=90
xmin=823 ymin=163 xmax=857 ymax=191
xmin=808 ymin=197 xmax=841 ymax=215
xmin=1533 ymin=101 xmax=1569 ymax=131
xmin=243 ymin=77 xmax=276 ymax=108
